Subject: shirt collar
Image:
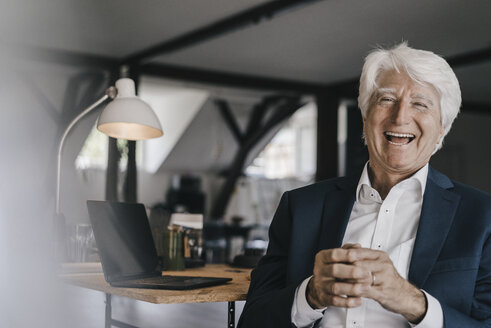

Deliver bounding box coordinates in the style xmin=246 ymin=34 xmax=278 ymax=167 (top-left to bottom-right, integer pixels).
xmin=356 ymin=162 xmax=429 ymax=203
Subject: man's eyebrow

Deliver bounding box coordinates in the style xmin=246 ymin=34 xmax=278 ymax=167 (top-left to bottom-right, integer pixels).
xmin=411 ymin=93 xmax=434 ymax=106
xmin=375 ymin=88 xmax=397 ymax=96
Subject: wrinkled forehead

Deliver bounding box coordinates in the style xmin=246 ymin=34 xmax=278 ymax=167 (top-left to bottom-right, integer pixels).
xmin=372 ymin=69 xmax=441 ymax=103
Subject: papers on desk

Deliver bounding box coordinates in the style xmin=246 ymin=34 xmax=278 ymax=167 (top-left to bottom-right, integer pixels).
xmin=169 ymin=213 xmax=203 ymax=230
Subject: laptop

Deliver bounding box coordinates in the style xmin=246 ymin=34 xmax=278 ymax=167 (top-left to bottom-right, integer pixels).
xmin=86 ymin=200 xmax=231 ymax=290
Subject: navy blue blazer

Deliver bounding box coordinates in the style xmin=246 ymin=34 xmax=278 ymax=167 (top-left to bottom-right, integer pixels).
xmin=238 ymin=167 xmax=491 ymax=327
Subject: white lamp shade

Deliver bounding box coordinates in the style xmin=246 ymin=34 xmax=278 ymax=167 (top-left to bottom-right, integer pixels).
xmin=97 ymin=78 xmax=163 ymax=140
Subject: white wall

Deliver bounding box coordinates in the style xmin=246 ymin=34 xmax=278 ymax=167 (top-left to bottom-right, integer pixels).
xmin=0 ymin=55 xmax=90 ymax=327
xmin=139 ymin=77 xmax=209 ymax=174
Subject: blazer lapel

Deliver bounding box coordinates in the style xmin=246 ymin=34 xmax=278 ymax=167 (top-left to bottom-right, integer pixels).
xmin=408 ymin=167 xmax=461 ymax=288
xmin=317 ymin=177 xmax=357 ymax=251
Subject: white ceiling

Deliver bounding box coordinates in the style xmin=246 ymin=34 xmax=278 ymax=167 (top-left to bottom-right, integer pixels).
xmin=0 ymin=0 xmax=267 ymax=57
xmin=3 ymin=0 xmax=490 ymax=91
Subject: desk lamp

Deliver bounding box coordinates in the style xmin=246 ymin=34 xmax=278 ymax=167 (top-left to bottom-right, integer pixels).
xmin=55 ymin=77 xmax=163 ymax=224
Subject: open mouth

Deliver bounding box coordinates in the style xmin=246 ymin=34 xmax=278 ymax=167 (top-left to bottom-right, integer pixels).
xmin=384 ymin=131 xmax=415 ymax=145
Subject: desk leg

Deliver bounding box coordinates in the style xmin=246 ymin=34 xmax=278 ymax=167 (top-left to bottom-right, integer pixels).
xmin=228 ymin=301 xmax=235 ymax=328
xmin=105 ymin=293 xmax=139 ymax=328
xmin=105 ymin=294 xmax=112 ymax=328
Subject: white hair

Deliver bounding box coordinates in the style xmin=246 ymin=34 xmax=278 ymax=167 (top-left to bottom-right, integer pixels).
xmin=358 ymin=42 xmax=461 ymax=152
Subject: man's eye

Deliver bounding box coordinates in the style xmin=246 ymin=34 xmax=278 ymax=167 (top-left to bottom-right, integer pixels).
xmin=380 ymin=97 xmax=395 ymax=103
xmin=414 ymin=102 xmax=428 ymax=109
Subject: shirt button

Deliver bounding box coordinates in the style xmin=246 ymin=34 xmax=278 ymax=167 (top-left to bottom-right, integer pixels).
xmin=385 ymin=209 xmax=389 ymax=213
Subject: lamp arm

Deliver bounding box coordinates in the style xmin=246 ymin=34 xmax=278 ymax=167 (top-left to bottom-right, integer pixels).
xmin=55 ymin=86 xmax=117 ymax=215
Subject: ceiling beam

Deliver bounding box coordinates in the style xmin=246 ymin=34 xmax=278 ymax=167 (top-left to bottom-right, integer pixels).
xmin=121 ymin=0 xmax=324 ymax=66
xmin=462 ymin=101 xmax=491 ymax=114
xmin=17 ymin=44 xmax=491 ymax=111
xmin=446 ymin=46 xmax=491 ymax=68
xmin=140 ymin=62 xmax=324 ymax=94
xmin=215 ymin=99 xmax=244 ymax=145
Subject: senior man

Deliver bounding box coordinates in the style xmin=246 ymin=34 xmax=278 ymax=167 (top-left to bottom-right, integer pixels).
xmin=238 ymin=43 xmax=491 ymax=328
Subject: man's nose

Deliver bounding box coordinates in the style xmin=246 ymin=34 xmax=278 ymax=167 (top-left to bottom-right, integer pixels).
xmin=391 ymin=100 xmax=411 ymax=125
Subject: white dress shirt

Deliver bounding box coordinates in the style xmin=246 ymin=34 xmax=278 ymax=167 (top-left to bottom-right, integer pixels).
xmin=291 ymin=163 xmax=444 ymax=328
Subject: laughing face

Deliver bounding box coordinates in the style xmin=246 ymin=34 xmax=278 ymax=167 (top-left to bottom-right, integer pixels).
xmin=363 ymin=70 xmax=444 ymax=177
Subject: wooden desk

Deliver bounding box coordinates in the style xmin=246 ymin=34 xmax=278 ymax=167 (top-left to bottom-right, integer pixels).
xmin=61 ymin=263 xmax=251 ymax=328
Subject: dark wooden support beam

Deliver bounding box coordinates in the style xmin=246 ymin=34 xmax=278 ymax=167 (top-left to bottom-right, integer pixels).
xmin=140 ymin=63 xmax=323 ymax=94
xmin=106 ymin=70 xmax=121 ymax=201
xmin=210 ymin=151 xmax=249 ymax=220
xmin=462 ymin=101 xmax=491 ymax=114
xmin=326 ymin=80 xmax=358 ymax=99
xmin=105 ymin=137 xmax=119 ymax=201
xmin=447 ymin=46 xmax=491 ymax=67
xmin=22 ymin=45 xmax=491 ymax=112
xmin=122 ymin=0 xmax=323 ymax=66
xmin=314 ymin=80 xmax=357 ymax=182
xmin=216 ymin=100 xmax=244 ymax=144
xmin=124 ymin=140 xmax=138 ymax=203
xmin=244 ymin=102 xmax=268 ymax=136
xmin=123 ymin=67 xmax=140 ymax=203
xmin=210 ymin=96 xmax=302 ymax=219
xmin=246 ymin=98 xmax=302 ymax=149
xmin=315 ymin=91 xmax=340 ymax=181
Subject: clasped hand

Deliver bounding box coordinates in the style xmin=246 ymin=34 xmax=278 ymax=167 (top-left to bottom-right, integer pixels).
xmin=306 ymin=244 xmax=426 ymax=323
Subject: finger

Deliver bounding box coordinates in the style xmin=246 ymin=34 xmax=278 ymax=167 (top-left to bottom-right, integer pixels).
xmin=342 ymin=243 xmax=362 ymax=249
xmin=325 ymin=281 xmax=370 ymax=297
xmin=354 ymin=264 xmax=386 ymax=286
xmin=354 ymin=259 xmax=391 ymax=273
xmin=340 ymin=260 xmax=387 ymax=285
xmin=320 ymin=263 xmax=371 ymax=280
xmin=339 ymin=277 xmax=373 ymax=285
xmin=319 ymin=248 xmax=362 ymax=264
xmin=324 ymin=295 xmax=363 ymax=308
xmin=350 ymin=248 xmax=386 ymax=261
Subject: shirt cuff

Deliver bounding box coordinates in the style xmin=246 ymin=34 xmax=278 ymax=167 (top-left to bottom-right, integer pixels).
xmin=291 ymin=276 xmax=326 ymax=328
xmin=410 ymin=290 xmax=444 ymax=328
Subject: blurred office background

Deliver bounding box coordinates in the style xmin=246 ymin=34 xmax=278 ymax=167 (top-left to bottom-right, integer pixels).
xmin=1 ymin=0 xmax=490 ymax=327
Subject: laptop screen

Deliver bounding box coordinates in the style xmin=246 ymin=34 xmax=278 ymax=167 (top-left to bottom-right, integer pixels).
xmin=87 ymin=200 xmax=160 ymax=282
